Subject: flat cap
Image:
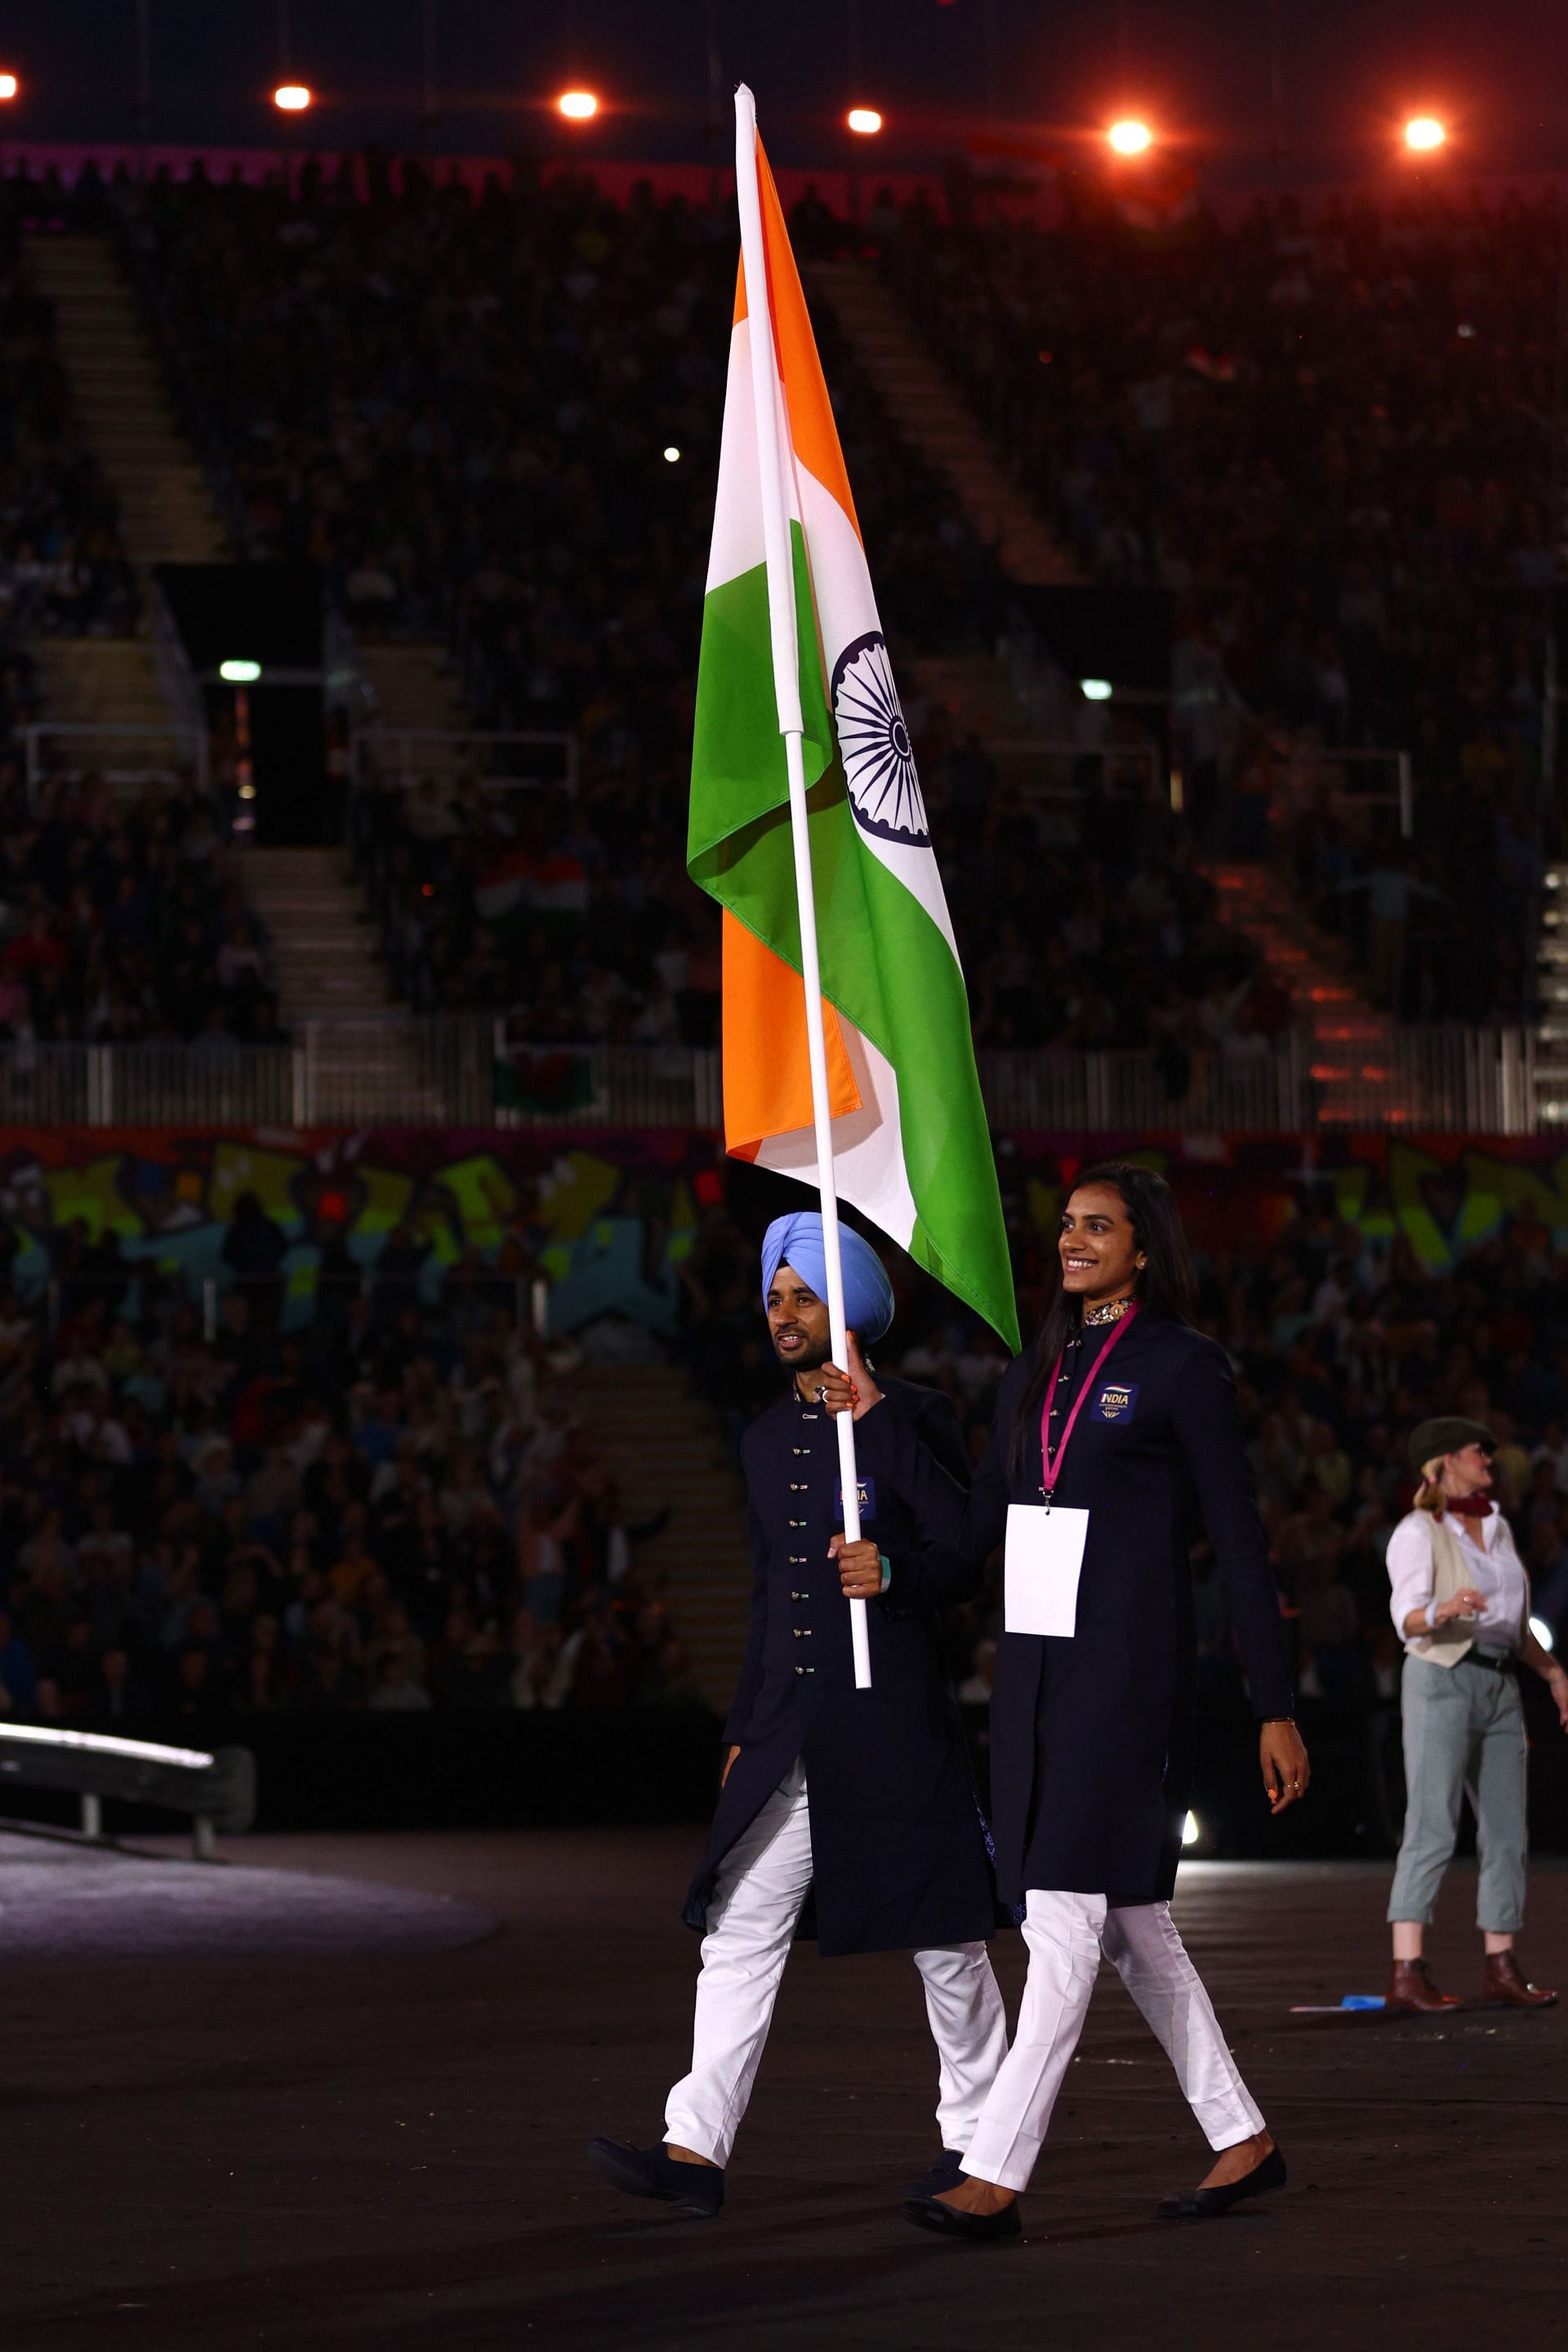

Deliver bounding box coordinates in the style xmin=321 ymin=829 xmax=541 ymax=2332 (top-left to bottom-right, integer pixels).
xmin=1407 ymin=1415 xmax=1497 ymax=1475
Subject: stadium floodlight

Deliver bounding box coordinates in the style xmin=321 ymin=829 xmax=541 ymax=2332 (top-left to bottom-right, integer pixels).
xmin=1404 ymin=115 xmax=1446 ymax=151
xmin=1080 ymin=677 xmax=1113 ymax=702
xmin=1183 ymin=1811 xmax=1201 ymax=1847
xmin=847 ymin=107 xmax=883 ymax=136
xmin=220 ymin=658 xmax=263 ymax=683
xmin=0 ymin=73 xmax=19 ymax=101
xmin=662 ymin=446 xmax=681 ymax=464
xmin=1107 ymin=118 xmax=1153 ymax=155
xmin=558 ymin=89 xmax=599 ymax=120
xmin=273 ymin=83 xmax=312 ymax=113
xmin=1530 ymin=1615 xmax=1556 ymax=1654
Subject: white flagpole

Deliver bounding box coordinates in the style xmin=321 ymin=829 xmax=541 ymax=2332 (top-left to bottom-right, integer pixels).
xmin=733 ymin=83 xmax=871 ymax=1690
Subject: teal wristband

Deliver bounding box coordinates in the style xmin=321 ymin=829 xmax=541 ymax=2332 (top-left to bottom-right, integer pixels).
xmin=878 ymin=1553 xmax=892 ymax=1594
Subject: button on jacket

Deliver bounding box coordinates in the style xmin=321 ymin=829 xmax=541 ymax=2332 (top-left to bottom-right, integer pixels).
xmin=682 ymin=1375 xmax=1000 ymax=1958
xmin=853 ymin=1315 xmax=1294 ymax=1907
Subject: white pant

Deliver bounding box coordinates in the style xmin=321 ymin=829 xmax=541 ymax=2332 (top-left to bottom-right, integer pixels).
xmin=961 ymin=1889 xmax=1266 ymax=2194
xmin=665 ymin=1759 xmax=1008 ymax=2167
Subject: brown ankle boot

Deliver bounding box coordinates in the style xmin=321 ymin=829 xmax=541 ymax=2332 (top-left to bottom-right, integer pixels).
xmin=1483 ymin=1952 xmax=1557 ymax=2009
xmin=1386 ymin=1958 xmax=1462 ymax=2013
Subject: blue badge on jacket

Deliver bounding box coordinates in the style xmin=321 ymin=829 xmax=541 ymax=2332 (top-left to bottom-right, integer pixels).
xmin=1093 ymin=1382 xmax=1139 ymax=1423
xmin=836 ymin=1477 xmax=876 ymax=1521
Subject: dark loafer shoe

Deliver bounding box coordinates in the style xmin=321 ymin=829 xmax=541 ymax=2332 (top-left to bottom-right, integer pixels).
xmin=1158 ymin=2143 xmax=1286 ymax=2220
xmin=902 ymin=2192 xmax=1022 ymax=2243
xmin=589 ymin=2138 xmax=725 ymax=2218
xmin=902 ymin=2146 xmax=965 ymax=2200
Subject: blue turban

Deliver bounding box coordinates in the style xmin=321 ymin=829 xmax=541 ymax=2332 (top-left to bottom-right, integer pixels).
xmin=760 ymin=1210 xmax=894 ymax=1343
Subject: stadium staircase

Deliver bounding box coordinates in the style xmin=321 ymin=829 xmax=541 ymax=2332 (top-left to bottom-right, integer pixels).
xmin=24 ymin=235 xmax=227 ymax=796
xmin=569 ymin=1365 xmax=751 ymax=1711
xmin=354 ymin=643 xmax=474 ymax=781
xmin=1207 ymin=862 xmax=1425 ymax=1125
xmin=808 ymin=258 xmax=1071 ymax=588
xmin=25 ymin=235 xmax=228 ymax=569
xmin=807 ymin=258 xmax=1079 ymax=761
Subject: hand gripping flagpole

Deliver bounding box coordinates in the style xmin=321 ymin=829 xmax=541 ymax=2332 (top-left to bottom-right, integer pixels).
xmin=733 ymin=83 xmax=871 ymax=1690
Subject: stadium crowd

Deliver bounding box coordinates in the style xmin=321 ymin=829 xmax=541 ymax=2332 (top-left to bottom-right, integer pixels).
xmin=885 ymin=176 xmax=1553 ymax=1020
xmin=116 ymin=159 xmax=1267 ymax=1060
xmin=0 ymin=765 xmax=283 ymax=1049
xmin=0 ymin=1215 xmax=699 ymax=1733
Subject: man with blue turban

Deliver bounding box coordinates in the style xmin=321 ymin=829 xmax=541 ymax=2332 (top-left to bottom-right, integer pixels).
xmin=591 ymin=1212 xmax=1006 ymax=2218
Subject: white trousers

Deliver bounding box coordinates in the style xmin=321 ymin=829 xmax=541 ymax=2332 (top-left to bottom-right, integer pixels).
xmin=664 ymin=1759 xmax=1009 ymax=2168
xmin=961 ymin=1889 xmax=1267 ymax=2194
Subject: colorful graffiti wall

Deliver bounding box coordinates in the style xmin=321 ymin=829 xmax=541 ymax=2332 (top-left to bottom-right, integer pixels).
xmin=6 ymin=1129 xmax=1568 ymax=1335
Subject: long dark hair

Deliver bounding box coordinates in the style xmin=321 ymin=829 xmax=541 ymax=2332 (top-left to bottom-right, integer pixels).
xmin=1009 ymin=1160 xmax=1198 ymax=1477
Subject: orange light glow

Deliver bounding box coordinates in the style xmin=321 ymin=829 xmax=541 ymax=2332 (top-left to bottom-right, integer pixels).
xmin=558 ymin=89 xmax=599 ymax=121
xmin=273 ymin=83 xmax=312 ymax=113
xmin=847 ymin=107 xmax=883 ymax=136
xmin=0 ymin=73 xmax=19 ymax=102
xmin=1107 ymin=118 xmax=1152 ymax=156
xmin=1404 ymin=116 xmax=1446 ymax=152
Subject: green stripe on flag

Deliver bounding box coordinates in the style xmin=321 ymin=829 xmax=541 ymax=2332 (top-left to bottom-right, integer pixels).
xmin=689 ymin=539 xmax=1019 ymax=1349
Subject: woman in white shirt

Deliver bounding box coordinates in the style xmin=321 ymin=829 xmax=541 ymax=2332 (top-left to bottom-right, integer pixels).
xmin=1383 ymin=1416 xmax=1568 ymax=2012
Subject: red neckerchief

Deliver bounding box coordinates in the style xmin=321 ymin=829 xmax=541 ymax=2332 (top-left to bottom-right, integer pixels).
xmin=1445 ymin=1491 xmax=1493 ymax=1520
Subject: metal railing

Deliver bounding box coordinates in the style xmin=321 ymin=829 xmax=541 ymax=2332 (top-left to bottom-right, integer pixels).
xmin=1286 ymin=743 xmax=1414 ymax=839
xmin=22 ymin=719 xmax=210 ymax=808
xmin=0 ymin=1025 xmax=1537 ymax=1131
xmin=978 ymin=1027 xmax=1535 ymax=1134
xmin=350 ymin=725 xmax=579 ymax=795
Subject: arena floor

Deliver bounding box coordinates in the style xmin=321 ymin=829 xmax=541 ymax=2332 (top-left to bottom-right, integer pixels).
xmin=5 ymin=1829 xmax=1565 ymax=2351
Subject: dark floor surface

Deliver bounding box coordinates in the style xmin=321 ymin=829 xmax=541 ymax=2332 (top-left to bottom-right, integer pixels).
xmin=6 ymin=1831 xmax=1565 ymax=2352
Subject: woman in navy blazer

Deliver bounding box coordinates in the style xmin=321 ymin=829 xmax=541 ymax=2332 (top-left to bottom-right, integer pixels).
xmin=827 ymin=1162 xmax=1311 ymax=2240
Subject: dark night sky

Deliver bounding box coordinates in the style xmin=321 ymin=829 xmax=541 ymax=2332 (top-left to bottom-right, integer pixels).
xmin=0 ymin=2 xmax=1565 ymax=183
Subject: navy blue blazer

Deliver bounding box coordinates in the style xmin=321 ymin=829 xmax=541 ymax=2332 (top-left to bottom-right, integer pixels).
xmin=682 ymin=1374 xmax=1000 ymax=1958
xmin=854 ymin=1315 xmax=1294 ymax=1905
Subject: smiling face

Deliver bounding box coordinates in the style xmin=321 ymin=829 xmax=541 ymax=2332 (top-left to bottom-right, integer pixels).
xmin=766 ymin=1264 xmax=833 ymax=1383
xmin=1058 ymin=1182 xmax=1143 ymax=1307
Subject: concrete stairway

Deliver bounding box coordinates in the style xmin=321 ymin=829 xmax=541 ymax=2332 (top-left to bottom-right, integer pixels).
xmin=569 ymin=1365 xmax=751 ymax=1711
xmin=25 ymin=234 xmax=228 ymax=567
xmin=355 ymin=644 xmax=473 ymax=782
xmin=243 ymin=848 xmax=452 ymax=1120
xmin=1208 ymin=862 xmax=1425 ymax=1125
xmin=244 ymin=848 xmax=390 ymax=1022
xmin=808 ymin=256 xmax=1073 ymax=587
xmin=28 ymin=637 xmax=190 ymax=791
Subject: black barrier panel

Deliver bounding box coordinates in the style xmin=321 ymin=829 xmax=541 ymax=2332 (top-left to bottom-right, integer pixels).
xmin=1 ymin=1686 xmax=1560 ymax=1851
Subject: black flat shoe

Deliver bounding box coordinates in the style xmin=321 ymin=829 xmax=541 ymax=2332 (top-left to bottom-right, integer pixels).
xmin=589 ymin=2138 xmax=725 ymax=2217
xmin=1157 ymin=2144 xmax=1286 ymax=2220
xmin=902 ymin=2146 xmax=965 ymax=2200
xmin=902 ymin=2192 xmax=1022 ymax=2243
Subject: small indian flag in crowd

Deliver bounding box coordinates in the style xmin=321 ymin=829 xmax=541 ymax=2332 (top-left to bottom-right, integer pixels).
xmin=686 ymin=109 xmax=1018 ymax=1348
xmin=475 ymin=848 xmax=589 ymax=941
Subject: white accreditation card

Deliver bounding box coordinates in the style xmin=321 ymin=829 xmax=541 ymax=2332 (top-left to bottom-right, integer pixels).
xmin=1004 ymin=1503 xmax=1089 ymax=1638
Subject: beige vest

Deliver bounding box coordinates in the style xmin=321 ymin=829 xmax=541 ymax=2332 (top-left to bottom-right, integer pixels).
xmin=1406 ymin=1510 xmax=1529 ymax=1670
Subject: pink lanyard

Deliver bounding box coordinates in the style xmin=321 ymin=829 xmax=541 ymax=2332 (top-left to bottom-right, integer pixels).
xmin=1037 ymin=1305 xmax=1139 ymax=1503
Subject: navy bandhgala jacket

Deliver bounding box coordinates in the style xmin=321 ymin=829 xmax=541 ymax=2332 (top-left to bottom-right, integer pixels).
xmin=683 ymin=1374 xmax=1000 ymax=1958
xmin=853 ymin=1315 xmax=1295 ymax=1906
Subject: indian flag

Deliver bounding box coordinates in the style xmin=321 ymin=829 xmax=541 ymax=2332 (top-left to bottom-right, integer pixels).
xmin=687 ymin=97 xmax=1018 ymax=1349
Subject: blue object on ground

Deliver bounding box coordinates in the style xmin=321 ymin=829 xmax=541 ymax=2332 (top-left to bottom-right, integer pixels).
xmin=1341 ymin=1994 xmax=1386 ymax=2010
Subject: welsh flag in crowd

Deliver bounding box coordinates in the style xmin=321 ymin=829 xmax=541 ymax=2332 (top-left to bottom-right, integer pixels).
xmin=686 ymin=114 xmax=1018 ymax=1348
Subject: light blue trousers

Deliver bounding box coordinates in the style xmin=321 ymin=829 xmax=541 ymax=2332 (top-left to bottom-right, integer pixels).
xmin=1387 ymin=1653 xmax=1528 ymax=1935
